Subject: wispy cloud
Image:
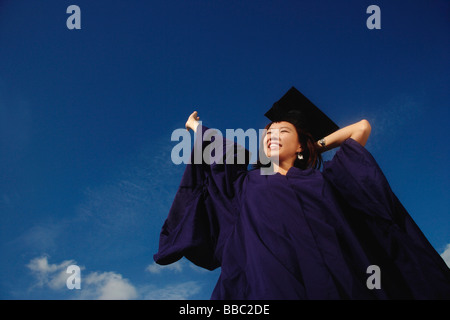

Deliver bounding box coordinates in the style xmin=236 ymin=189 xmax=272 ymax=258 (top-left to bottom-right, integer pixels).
xmin=141 ymin=281 xmax=202 ymax=300
xmin=76 ymin=127 xmax=184 ymax=235
xmin=146 ymin=260 xmax=184 ymax=274
xmin=14 ymin=223 xmax=65 ymax=253
xmin=362 ymin=93 xmax=426 ymax=152
xmin=12 ymin=124 xmax=185 ymax=259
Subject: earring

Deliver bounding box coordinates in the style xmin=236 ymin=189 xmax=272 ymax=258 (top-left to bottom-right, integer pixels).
xmin=297 ymin=153 xmax=303 ymax=160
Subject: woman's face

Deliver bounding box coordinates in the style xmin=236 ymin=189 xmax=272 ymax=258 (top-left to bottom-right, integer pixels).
xmin=263 ymin=121 xmax=302 ymax=163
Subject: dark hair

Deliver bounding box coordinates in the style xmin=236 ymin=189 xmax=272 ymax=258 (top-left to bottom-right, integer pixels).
xmin=253 ymin=119 xmax=323 ymax=171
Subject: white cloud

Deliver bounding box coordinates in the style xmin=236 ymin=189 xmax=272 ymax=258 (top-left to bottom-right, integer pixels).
xmin=26 ymin=256 xmax=204 ymax=300
xmin=441 ymin=244 xmax=450 ymax=268
xmin=80 ymin=271 xmax=138 ymax=300
xmin=26 ymin=256 xmax=77 ymax=290
xmin=26 ymin=256 xmax=137 ymax=300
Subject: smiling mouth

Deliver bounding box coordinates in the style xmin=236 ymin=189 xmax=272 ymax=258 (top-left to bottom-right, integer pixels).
xmin=268 ymin=142 xmax=281 ymax=149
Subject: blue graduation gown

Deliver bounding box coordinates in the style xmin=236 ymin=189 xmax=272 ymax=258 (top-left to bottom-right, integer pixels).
xmin=154 ymin=125 xmax=450 ymax=299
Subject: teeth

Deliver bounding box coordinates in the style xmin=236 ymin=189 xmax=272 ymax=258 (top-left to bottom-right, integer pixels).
xmin=269 ymin=144 xmax=280 ymax=149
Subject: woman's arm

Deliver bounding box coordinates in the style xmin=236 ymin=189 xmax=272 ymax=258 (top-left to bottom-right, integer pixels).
xmin=185 ymin=111 xmax=200 ymax=133
xmin=317 ymin=119 xmax=371 ymax=152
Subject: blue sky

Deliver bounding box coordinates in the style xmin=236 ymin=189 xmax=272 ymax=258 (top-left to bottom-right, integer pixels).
xmin=0 ymin=0 xmax=449 ymax=299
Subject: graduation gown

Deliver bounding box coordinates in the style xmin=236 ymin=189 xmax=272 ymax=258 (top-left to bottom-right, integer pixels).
xmin=154 ymin=125 xmax=450 ymax=299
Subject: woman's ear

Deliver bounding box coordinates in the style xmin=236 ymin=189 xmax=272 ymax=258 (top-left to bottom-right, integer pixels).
xmin=297 ymin=144 xmax=302 ymax=153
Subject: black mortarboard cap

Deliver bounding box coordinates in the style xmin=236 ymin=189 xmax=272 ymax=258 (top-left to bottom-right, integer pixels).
xmin=265 ymin=86 xmax=339 ymax=141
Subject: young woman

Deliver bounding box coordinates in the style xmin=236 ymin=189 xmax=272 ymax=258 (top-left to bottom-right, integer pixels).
xmin=154 ymin=110 xmax=450 ymax=300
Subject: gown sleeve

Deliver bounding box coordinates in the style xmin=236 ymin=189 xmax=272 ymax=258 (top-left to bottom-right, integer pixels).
xmin=323 ymin=138 xmax=450 ymax=299
xmin=153 ymin=125 xmax=249 ymax=271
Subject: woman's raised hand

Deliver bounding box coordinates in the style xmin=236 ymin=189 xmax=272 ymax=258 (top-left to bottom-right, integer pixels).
xmin=185 ymin=111 xmax=200 ymax=132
